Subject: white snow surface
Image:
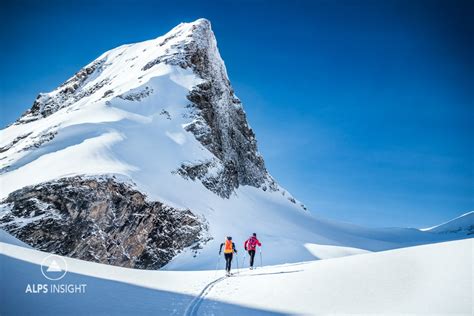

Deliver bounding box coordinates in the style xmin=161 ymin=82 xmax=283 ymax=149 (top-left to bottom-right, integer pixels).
xmin=304 ymin=243 xmax=371 ymax=259
xmin=1 ymin=232 xmax=471 ymax=315
xmin=0 ymin=18 xmax=472 ymax=271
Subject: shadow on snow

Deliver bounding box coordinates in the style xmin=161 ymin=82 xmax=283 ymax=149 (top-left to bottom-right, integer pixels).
xmin=0 ymin=255 xmax=288 ymax=316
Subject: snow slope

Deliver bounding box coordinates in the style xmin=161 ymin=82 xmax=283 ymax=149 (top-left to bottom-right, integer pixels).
xmin=0 ymin=18 xmax=472 ymax=270
xmin=1 ymin=231 xmax=471 ymax=315
xmin=422 ymin=211 xmax=474 ymax=235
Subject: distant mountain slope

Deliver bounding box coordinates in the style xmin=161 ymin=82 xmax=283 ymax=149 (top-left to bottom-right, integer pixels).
xmin=421 ymin=211 xmax=474 ymax=235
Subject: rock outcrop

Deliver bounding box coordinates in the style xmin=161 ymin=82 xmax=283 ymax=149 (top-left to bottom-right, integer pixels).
xmin=18 ymin=59 xmax=107 ymax=123
xmin=0 ymin=176 xmax=206 ymax=269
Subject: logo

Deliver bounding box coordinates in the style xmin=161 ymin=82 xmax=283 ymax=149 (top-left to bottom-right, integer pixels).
xmin=25 ymin=253 xmax=86 ymax=294
xmin=40 ymin=254 xmax=67 ymax=281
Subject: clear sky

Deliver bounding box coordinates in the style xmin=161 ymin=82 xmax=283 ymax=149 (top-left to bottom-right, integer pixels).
xmin=1 ymin=0 xmax=472 ymax=228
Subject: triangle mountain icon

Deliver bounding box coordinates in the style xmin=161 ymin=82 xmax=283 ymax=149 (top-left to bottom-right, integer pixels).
xmin=46 ymin=259 xmax=63 ymax=272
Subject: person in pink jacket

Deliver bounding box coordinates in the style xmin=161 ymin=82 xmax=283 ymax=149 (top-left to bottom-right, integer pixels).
xmin=244 ymin=233 xmax=262 ymax=269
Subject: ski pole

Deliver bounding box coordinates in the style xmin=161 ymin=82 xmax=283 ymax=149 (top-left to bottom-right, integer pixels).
xmin=236 ymin=252 xmax=240 ymax=274
xmin=259 ymin=247 xmax=263 ymax=268
xmin=214 ymin=254 xmax=221 ymax=277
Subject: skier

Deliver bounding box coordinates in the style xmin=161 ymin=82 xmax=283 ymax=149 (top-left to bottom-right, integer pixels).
xmin=219 ymin=236 xmax=237 ymax=276
xmin=244 ymin=233 xmax=262 ymax=270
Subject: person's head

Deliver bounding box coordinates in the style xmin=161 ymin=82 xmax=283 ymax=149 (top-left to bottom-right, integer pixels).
xmin=252 ymin=233 xmax=257 ymax=237
xmin=227 ymin=236 xmax=232 ymax=241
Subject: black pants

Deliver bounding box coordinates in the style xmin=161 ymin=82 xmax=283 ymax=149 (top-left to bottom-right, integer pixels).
xmin=248 ymin=250 xmax=256 ymax=267
xmin=224 ymin=253 xmax=233 ymax=272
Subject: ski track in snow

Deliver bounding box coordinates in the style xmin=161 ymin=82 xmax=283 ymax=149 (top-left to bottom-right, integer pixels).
xmin=184 ymin=266 xmax=303 ymax=316
xmin=183 ymin=264 xmax=257 ymax=316
xmin=184 ymin=275 xmax=227 ymax=316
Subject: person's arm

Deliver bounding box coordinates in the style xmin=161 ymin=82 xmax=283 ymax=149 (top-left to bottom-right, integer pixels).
xmin=257 ymin=238 xmax=262 ymax=247
xmin=244 ymin=240 xmax=248 ymax=251
xmin=233 ymin=242 xmax=237 ymax=253
xmin=219 ymin=243 xmax=223 ymax=254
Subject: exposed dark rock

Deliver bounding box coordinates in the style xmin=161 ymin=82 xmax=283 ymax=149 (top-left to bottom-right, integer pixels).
xmin=175 ymin=159 xmax=239 ymax=198
xmin=0 ymin=176 xmax=207 ymax=269
xmin=23 ymin=130 xmax=58 ymax=151
xmin=17 ymin=59 xmax=107 ymax=123
xmin=431 ymin=225 xmax=474 ymax=236
xmin=142 ymin=56 xmax=164 ymax=71
xmin=102 ymin=89 xmax=114 ymax=98
xmin=0 ymin=127 xmax=60 ymax=175
xmin=159 ymin=109 xmax=171 ymax=120
xmin=0 ymin=132 xmax=32 ymax=154
xmin=118 ymin=86 xmax=153 ymax=101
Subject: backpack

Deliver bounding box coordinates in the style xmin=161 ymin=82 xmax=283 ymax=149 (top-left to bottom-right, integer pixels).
xmin=224 ymin=240 xmax=233 ymax=254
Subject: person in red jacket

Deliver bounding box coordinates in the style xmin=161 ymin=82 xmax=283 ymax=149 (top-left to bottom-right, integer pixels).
xmin=244 ymin=233 xmax=261 ymax=269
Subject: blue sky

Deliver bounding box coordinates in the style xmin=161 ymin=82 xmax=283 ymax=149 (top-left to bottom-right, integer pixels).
xmin=1 ymin=0 xmax=472 ymax=227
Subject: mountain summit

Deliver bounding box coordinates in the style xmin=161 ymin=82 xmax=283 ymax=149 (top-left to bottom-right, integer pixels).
xmin=0 ymin=19 xmax=468 ymax=270
xmin=7 ymin=18 xmax=277 ymax=199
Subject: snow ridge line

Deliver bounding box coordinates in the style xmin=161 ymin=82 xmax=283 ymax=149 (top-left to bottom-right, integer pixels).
xmin=183 ymin=275 xmax=227 ymax=316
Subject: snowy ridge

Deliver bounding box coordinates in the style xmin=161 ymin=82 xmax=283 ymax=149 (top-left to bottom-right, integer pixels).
xmin=421 ymin=211 xmax=474 ymax=235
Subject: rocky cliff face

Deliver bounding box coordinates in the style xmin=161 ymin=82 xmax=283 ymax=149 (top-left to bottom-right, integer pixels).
xmin=144 ymin=19 xmax=279 ymax=197
xmin=0 ymin=177 xmax=206 ymax=269
xmin=157 ymin=19 xmax=277 ymax=197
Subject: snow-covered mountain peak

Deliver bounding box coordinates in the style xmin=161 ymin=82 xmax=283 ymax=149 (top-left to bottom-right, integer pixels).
xmin=163 ymin=17 xmax=212 ymax=40
xmin=15 ymin=18 xmax=219 ymax=123
xmin=165 ymin=18 xmax=214 ymax=44
xmin=1 ymin=18 xmax=296 ymax=202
